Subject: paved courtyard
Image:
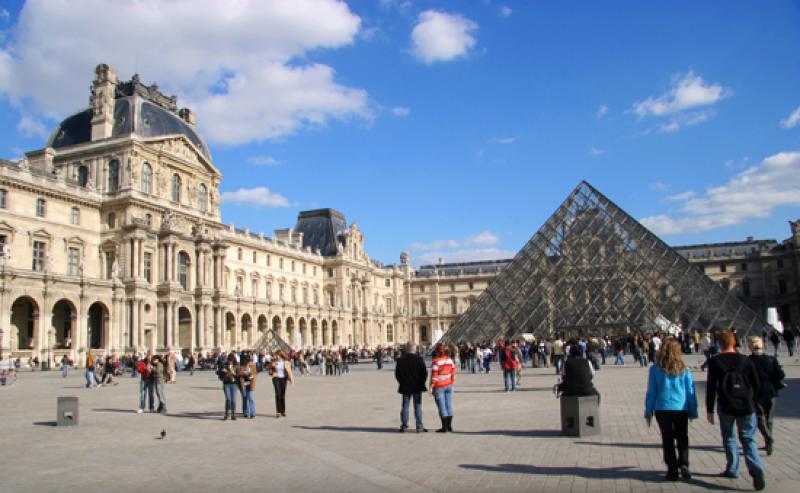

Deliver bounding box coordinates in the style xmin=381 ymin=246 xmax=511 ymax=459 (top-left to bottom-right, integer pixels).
xmin=2 ymin=354 xmax=800 ymax=493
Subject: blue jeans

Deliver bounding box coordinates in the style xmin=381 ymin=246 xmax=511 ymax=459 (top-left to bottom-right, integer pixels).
xmin=483 ymin=359 xmax=491 ymax=373
xmin=85 ymin=369 xmax=95 ymax=388
xmin=718 ymin=412 xmax=765 ymax=477
xmin=433 ymin=385 xmax=453 ymax=417
xmin=139 ymin=380 xmax=154 ymax=411
xmin=614 ymin=351 xmax=624 ymax=365
xmin=400 ymin=393 xmax=424 ymax=430
xmin=62 ymin=365 xmax=69 ymax=378
xmin=503 ymin=369 xmax=516 ymax=391
xmin=553 ymin=355 xmax=563 ymax=374
xmin=223 ymin=383 xmax=238 ymax=413
xmin=467 ymin=358 xmax=475 ymax=374
xmin=241 ymin=385 xmax=255 ymax=417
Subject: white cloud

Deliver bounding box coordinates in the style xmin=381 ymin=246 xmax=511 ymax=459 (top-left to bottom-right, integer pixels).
xmin=390 ymin=106 xmax=410 ymax=117
xmin=633 ymin=71 xmax=732 ymax=118
xmin=595 ymin=104 xmax=609 ymax=119
xmin=658 ymin=110 xmax=715 ymax=133
xmin=411 ymin=10 xmax=478 ymax=64
xmin=489 ymin=136 xmax=517 ymax=144
xmin=466 ymin=230 xmax=500 ymax=246
xmin=221 ymin=186 xmax=290 ymax=208
xmin=588 ymin=147 xmax=606 ymax=157
xmin=409 ymin=239 xmax=461 ymax=251
xmin=16 ymin=112 xmax=48 ymax=139
xmin=499 ymin=6 xmax=512 ymax=17
xmin=641 ymin=151 xmax=800 ymax=235
xmin=0 ymin=8 xmax=10 ymax=20
xmin=0 ymin=0 xmax=372 ymax=145
xmin=415 ymin=248 xmax=515 ymax=265
xmin=665 ymin=191 xmax=695 ymax=202
xmin=780 ymin=105 xmax=800 ymax=129
xmin=246 ymin=155 xmax=283 ymax=166
xmin=650 ymin=182 xmax=671 ymax=192
xmin=410 ymin=229 xmax=501 ymax=251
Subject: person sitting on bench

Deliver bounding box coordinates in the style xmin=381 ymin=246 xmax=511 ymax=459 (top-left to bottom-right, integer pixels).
xmin=558 ymin=344 xmax=601 ymax=403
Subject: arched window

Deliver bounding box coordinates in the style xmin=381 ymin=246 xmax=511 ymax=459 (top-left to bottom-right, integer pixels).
xmin=108 ymin=160 xmax=120 ymax=192
xmin=198 ymin=184 xmax=207 ymax=212
xmin=178 ymin=252 xmax=189 ymax=289
xmin=141 ymin=163 xmax=152 ymax=194
xmin=387 ymin=325 xmax=394 ymax=343
xmin=107 ymin=213 xmax=116 ymax=229
xmin=77 ymin=166 xmax=89 ymax=187
xmin=171 ymin=174 xmax=181 ymax=203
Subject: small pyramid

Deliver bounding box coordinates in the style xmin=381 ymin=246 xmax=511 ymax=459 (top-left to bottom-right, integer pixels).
xmin=442 ymin=181 xmax=769 ymax=343
xmin=253 ymin=329 xmax=292 ymax=354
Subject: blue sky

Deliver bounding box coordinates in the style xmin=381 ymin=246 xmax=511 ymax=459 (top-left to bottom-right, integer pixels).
xmin=1 ymin=0 xmax=800 ymax=265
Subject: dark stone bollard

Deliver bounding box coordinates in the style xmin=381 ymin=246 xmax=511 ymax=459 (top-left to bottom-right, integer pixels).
xmin=560 ymin=395 xmax=600 ymax=437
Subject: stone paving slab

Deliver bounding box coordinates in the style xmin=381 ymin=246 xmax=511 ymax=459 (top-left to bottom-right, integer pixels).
xmin=1 ymin=354 xmax=799 ymax=493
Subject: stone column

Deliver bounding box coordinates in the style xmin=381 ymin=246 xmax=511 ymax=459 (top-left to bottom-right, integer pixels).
xmin=172 ymin=302 xmax=179 ymax=349
xmin=197 ymin=304 xmax=205 ymax=349
xmin=163 ymin=244 xmax=171 ymax=283
xmin=131 ymin=239 xmax=138 ymax=279
xmin=214 ymin=307 xmax=221 ymax=349
xmin=131 ymin=299 xmax=139 ymax=349
xmin=164 ymin=302 xmax=173 ymax=348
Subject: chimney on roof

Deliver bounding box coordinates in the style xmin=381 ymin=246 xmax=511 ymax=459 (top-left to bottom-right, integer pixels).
xmin=90 ymin=63 xmax=117 ymax=141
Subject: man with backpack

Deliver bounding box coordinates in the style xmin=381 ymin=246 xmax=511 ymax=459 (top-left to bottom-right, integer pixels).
xmin=706 ymin=330 xmax=765 ymax=491
xmin=499 ymin=340 xmax=519 ymax=392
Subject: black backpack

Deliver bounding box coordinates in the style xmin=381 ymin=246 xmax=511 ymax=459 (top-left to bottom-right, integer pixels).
xmin=720 ymin=360 xmax=753 ymax=414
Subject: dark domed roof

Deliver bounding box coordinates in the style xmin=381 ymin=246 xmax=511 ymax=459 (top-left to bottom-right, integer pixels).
xmin=48 ymin=95 xmax=210 ymax=160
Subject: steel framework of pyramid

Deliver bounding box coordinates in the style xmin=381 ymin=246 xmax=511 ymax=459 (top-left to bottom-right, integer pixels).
xmin=441 ymin=181 xmax=770 ymax=344
xmin=254 ymin=329 xmax=292 ymax=354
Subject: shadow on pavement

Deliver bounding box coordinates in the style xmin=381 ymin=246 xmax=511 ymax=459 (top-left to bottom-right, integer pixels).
xmin=293 ymin=425 xmax=397 ymax=433
xmin=459 ymin=464 xmax=743 ymax=490
xmin=457 ymin=429 xmax=561 ymax=438
xmin=33 ymin=421 xmax=57 ymax=427
xmin=576 ymin=441 xmax=724 ymax=452
xmin=92 ymin=408 xmax=138 ymax=414
xmin=455 ymin=387 xmax=552 ymax=394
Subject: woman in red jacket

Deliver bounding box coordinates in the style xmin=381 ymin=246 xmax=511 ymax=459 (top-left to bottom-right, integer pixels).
xmin=429 ymin=344 xmax=456 ymax=433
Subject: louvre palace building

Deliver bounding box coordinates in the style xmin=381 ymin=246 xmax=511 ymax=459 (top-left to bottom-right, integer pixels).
xmin=0 ymin=64 xmax=798 ymax=365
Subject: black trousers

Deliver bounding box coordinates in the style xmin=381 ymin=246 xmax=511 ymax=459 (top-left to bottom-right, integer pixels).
xmin=756 ymin=397 xmax=776 ymax=445
xmin=272 ymin=377 xmax=288 ymax=414
xmin=655 ymin=410 xmax=689 ymax=472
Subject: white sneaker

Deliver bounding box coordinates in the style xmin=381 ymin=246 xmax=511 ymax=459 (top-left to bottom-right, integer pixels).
xmin=136 ymin=409 xmax=143 ymax=414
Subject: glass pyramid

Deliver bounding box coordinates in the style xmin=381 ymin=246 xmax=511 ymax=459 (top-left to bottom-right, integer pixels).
xmin=254 ymin=329 xmax=292 ymax=354
xmin=442 ymin=181 xmax=769 ymax=343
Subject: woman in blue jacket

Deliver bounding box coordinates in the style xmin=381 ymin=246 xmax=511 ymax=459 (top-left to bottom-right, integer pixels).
xmin=644 ymin=337 xmax=698 ymax=481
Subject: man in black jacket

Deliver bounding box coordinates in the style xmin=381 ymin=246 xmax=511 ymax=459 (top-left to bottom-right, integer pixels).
xmin=395 ymin=342 xmax=428 ymax=433
xmin=706 ymin=330 xmax=766 ymax=491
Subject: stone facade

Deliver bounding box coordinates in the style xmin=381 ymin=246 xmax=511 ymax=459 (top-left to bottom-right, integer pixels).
xmin=1 ymin=64 xmax=798 ymax=366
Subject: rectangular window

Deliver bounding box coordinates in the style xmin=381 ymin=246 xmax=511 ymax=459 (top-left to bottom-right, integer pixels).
xmin=328 ymin=268 xmax=334 ymax=278
xmin=67 ymin=247 xmax=80 ymax=276
xmin=385 ymin=279 xmax=391 ymax=287
xmin=105 ymin=251 xmax=115 ymax=279
xmin=266 ymin=254 xmax=270 ymax=267
xmin=313 ymin=266 xmax=317 ymax=276
xmin=741 ymin=262 xmax=748 ymax=272
xmin=266 ymin=281 xmax=272 ymax=299
xmin=32 ymin=241 xmax=46 ymax=271
xmin=279 ymin=258 xmax=284 ymax=269
xmin=144 ymin=252 xmax=152 ymax=283
xmin=420 ymin=285 xmax=425 ymax=293
xmin=252 ymin=251 xmax=257 ymax=263
xmin=450 ymin=283 xmax=456 ymax=291
xmin=420 ymin=300 xmax=427 ymax=316
xmin=291 ymin=261 xmax=295 ymax=272
xmin=302 ymin=263 xmax=306 ymax=274
xmin=279 ymin=284 xmax=285 ymax=301
xmin=303 ymin=287 xmax=308 ymax=304
xmin=719 ymin=263 xmax=727 ymax=273
xmin=468 ymin=282 xmax=474 ymax=290
xmin=0 ymin=189 xmax=6 ymax=209
xmin=36 ymin=198 xmax=46 ymax=218
xmin=252 ymin=279 xmax=258 ymax=297
xmin=71 ymin=207 xmax=80 ymax=225
xmin=0 ymin=234 xmax=7 ymax=257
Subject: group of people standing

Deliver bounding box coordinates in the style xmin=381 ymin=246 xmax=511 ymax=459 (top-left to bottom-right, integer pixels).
xmin=215 ymin=350 xmax=294 ymax=419
xmin=644 ymin=330 xmax=785 ymax=490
